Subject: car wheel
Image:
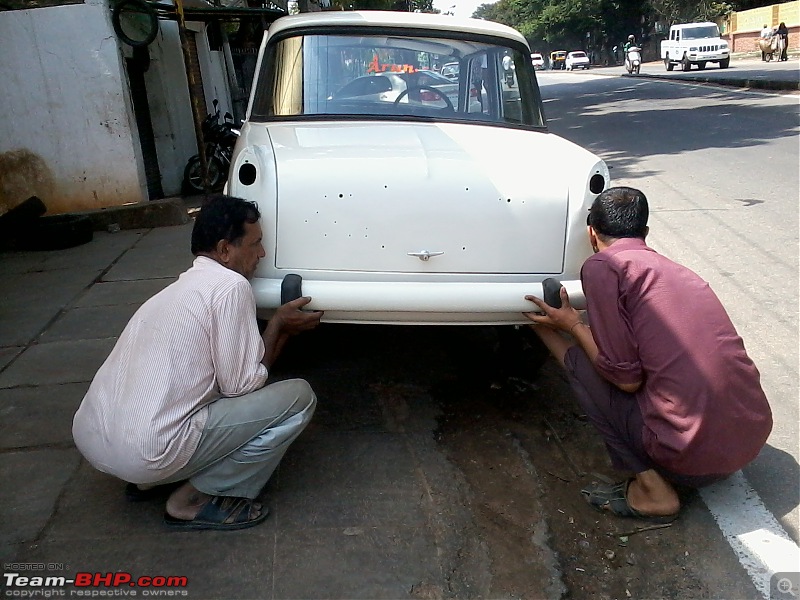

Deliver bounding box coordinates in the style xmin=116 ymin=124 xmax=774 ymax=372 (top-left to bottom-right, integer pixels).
xmin=719 ymin=57 xmax=730 ymax=69
xmin=681 ymin=56 xmax=691 ymax=71
xmin=697 ymin=61 xmax=706 ymax=70
xmin=665 ymin=57 xmax=674 ymax=71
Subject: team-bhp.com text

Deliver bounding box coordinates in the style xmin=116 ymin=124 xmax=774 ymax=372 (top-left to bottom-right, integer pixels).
xmin=3 ymin=572 xmax=189 ymax=597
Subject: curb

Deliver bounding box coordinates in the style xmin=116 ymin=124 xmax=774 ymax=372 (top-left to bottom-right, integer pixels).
xmin=75 ymin=197 xmax=191 ymax=231
xmin=628 ymin=71 xmax=800 ymax=91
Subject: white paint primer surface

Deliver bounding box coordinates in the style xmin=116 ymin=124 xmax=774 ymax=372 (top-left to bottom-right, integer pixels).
xmin=700 ymin=471 xmax=800 ymax=599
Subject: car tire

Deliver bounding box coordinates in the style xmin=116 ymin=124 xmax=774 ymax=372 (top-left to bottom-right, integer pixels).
xmin=21 ymin=215 xmax=94 ymax=251
xmin=665 ymin=57 xmax=674 ymax=71
xmin=681 ymin=56 xmax=692 ymax=71
xmin=719 ymin=57 xmax=730 ymax=69
xmin=697 ymin=61 xmax=706 ymax=70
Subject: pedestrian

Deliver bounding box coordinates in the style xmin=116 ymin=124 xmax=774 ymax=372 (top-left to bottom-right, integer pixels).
xmin=759 ymin=24 xmax=773 ymax=61
xmin=72 ymin=194 xmax=323 ymax=531
xmin=522 ymin=187 xmax=772 ymax=522
xmin=776 ymin=22 xmax=789 ymax=61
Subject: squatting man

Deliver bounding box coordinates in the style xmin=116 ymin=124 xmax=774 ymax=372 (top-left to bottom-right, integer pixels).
xmin=523 ymin=186 xmax=772 ymax=522
xmin=73 ymin=195 xmax=323 ymax=530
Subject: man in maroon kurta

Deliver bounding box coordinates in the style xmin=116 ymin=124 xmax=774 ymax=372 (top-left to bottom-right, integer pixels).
xmin=523 ymin=186 xmax=772 ymax=521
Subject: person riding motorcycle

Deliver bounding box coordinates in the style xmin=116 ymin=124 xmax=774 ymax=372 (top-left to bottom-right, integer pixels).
xmin=623 ymin=35 xmax=640 ymax=73
xmin=623 ymin=34 xmax=636 ymax=53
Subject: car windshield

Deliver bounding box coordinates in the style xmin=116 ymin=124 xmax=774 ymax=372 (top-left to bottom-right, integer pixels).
xmin=682 ymin=25 xmax=720 ymax=39
xmin=250 ymin=32 xmax=545 ymax=128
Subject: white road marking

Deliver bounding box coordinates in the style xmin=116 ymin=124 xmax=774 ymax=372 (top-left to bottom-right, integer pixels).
xmin=700 ymin=471 xmax=800 ymax=599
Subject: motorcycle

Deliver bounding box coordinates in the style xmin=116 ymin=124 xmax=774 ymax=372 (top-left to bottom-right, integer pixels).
xmin=625 ymin=46 xmax=642 ymax=74
xmin=183 ymin=99 xmax=240 ymax=194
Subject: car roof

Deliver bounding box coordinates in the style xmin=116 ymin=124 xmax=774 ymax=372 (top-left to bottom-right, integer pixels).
xmin=672 ymin=21 xmax=717 ymax=28
xmin=267 ymin=11 xmax=528 ymax=46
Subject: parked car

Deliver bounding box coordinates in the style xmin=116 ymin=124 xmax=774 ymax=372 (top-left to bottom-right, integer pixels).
xmin=227 ymin=11 xmax=609 ymax=326
xmin=440 ymin=61 xmax=460 ymax=80
xmin=565 ymin=51 xmax=590 ymax=70
xmin=530 ymin=52 xmax=545 ymax=69
xmin=549 ymin=50 xmax=567 ymax=70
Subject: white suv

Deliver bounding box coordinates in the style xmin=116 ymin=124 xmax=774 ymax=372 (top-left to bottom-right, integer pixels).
xmin=228 ymin=11 xmax=609 ymax=325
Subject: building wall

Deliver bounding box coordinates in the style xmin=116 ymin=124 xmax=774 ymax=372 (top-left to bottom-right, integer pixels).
xmin=141 ymin=21 xmax=198 ymax=197
xmin=722 ymin=0 xmax=799 ymax=53
xmin=0 ymin=0 xmax=146 ymax=215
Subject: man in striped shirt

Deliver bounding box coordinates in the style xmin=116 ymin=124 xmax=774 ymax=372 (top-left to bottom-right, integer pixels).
xmin=73 ymin=195 xmax=323 ymax=530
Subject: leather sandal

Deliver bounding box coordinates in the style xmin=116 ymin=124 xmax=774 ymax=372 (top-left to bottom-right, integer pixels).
xmin=581 ymin=479 xmax=678 ymax=524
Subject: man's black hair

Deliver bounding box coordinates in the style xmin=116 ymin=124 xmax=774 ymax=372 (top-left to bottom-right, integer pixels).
xmin=587 ymin=186 xmax=649 ymax=239
xmin=191 ymin=194 xmax=261 ymax=255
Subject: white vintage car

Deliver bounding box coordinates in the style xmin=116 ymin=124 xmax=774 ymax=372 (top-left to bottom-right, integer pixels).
xmin=565 ymin=51 xmax=590 ymax=70
xmin=228 ymin=11 xmax=609 ymax=325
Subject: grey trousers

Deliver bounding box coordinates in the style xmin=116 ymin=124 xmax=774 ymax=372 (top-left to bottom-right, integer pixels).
xmin=164 ymin=378 xmax=316 ymax=499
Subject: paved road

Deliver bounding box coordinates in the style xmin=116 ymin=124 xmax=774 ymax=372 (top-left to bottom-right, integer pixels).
xmin=544 ymin=54 xmax=800 ymax=90
xmin=539 ymin=67 xmax=800 ymax=596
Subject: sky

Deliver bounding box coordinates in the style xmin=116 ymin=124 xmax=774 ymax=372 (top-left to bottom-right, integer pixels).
xmin=432 ymin=0 xmax=496 ymax=18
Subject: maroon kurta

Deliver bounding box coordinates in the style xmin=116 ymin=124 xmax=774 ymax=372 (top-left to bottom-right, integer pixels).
xmin=581 ymin=238 xmax=772 ymax=476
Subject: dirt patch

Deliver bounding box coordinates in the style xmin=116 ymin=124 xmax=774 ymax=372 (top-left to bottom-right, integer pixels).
xmin=433 ymin=353 xmax=715 ymax=600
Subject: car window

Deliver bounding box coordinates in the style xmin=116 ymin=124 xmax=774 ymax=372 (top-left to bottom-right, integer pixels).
xmin=681 ymin=25 xmax=719 ymax=39
xmin=251 ymin=32 xmax=545 ymax=128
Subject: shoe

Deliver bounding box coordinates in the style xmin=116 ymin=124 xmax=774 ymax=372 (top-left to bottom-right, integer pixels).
xmin=163 ymin=496 xmax=269 ymax=531
xmin=581 ymin=479 xmax=678 ymax=524
xmin=125 ymin=481 xmax=182 ymax=502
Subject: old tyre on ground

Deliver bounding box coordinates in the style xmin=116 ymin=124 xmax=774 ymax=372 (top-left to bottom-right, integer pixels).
xmin=0 ymin=196 xmax=47 ymax=236
xmin=22 ymin=215 xmax=94 ymax=251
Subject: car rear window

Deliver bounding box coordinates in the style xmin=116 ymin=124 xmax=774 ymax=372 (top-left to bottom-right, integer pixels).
xmin=250 ymin=32 xmax=545 ymax=128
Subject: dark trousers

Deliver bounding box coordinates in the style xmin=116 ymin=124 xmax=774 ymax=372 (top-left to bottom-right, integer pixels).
xmin=563 ymin=346 xmax=725 ymax=488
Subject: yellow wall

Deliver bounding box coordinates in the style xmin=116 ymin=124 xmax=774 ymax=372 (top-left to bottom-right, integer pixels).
xmin=729 ymin=0 xmax=799 ymax=33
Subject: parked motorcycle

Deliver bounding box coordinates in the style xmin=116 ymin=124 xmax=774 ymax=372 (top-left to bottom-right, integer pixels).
xmin=625 ymin=46 xmax=642 ymax=74
xmin=183 ymin=99 xmax=240 ymax=194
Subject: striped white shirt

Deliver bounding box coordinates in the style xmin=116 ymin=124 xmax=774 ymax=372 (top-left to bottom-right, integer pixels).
xmin=72 ymin=256 xmax=268 ymax=484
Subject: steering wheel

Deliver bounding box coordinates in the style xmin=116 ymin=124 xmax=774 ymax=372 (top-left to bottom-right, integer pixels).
xmin=393 ymin=85 xmax=455 ymax=111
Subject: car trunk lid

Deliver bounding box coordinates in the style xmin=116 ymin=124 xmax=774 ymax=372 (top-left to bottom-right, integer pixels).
xmin=269 ymin=121 xmax=572 ymax=274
